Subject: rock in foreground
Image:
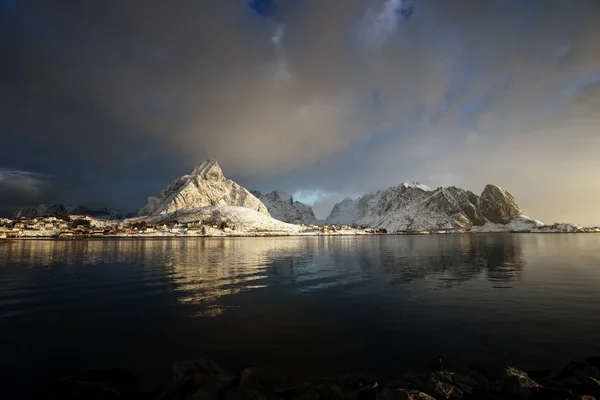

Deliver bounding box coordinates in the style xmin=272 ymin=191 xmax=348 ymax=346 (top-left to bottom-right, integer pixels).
xmin=34 ymin=357 xmax=600 ymax=399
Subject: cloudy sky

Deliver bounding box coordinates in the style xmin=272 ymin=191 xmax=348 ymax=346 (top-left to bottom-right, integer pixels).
xmin=2 ymin=0 xmax=600 ymax=223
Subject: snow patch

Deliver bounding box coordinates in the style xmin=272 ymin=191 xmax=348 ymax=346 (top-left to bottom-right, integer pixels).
xmin=400 ymin=181 xmax=432 ymax=191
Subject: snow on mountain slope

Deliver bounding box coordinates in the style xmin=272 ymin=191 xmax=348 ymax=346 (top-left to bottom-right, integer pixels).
xmin=150 ymin=206 xmax=302 ymax=234
xmin=250 ymin=190 xmax=317 ymax=225
xmin=325 ymin=182 xmax=539 ymax=231
xmin=401 ymin=181 xmax=433 ymax=191
xmin=470 ymin=215 xmax=544 ymax=232
xmin=138 ymin=160 xmax=269 ymax=217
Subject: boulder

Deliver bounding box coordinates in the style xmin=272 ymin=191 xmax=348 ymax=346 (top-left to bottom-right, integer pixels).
xmin=421 ymin=374 xmax=463 ymax=399
xmin=157 ymin=359 xmax=235 ymax=399
xmin=382 ymin=389 xmax=435 ymax=400
xmin=498 ymin=366 xmax=541 ymax=398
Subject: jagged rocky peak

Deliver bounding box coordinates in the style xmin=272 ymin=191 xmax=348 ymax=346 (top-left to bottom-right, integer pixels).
xmin=190 ymin=159 xmax=224 ymax=180
xmin=479 ymin=184 xmax=523 ymax=224
xmin=251 ymin=190 xmax=317 ymax=225
xmin=325 ymin=182 xmax=537 ymax=231
xmin=266 ymin=190 xmax=293 ymax=204
xmin=138 ymin=159 xmax=269 ymax=217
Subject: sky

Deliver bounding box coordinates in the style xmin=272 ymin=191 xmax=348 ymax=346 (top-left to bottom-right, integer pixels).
xmin=1 ymin=0 xmax=600 ymax=224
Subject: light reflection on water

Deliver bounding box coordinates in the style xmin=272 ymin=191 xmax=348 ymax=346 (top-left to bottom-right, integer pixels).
xmin=1 ymin=234 xmax=600 ymax=398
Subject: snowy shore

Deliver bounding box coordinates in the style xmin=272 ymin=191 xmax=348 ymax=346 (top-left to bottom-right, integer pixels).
xmin=2 ymin=205 xmax=599 ymax=240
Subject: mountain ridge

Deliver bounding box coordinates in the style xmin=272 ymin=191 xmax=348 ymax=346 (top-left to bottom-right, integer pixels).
xmin=250 ymin=190 xmax=317 ymax=225
xmin=325 ymin=182 xmax=540 ymax=231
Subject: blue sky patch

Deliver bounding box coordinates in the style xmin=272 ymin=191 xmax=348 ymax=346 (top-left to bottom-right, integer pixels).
xmin=248 ymin=0 xmax=277 ymax=19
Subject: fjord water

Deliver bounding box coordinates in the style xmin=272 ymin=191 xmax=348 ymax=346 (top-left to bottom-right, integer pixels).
xmin=2 ymin=235 xmax=600 ymax=397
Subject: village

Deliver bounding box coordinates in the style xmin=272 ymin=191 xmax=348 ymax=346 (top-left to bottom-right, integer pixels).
xmin=1 ymin=215 xmax=599 ymax=240
xmin=0 ymin=215 xmax=393 ymax=239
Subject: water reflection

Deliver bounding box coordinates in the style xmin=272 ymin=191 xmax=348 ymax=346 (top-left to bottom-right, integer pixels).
xmin=0 ymin=235 xmax=527 ymax=319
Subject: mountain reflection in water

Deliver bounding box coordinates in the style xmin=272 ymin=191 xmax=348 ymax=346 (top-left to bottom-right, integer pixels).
xmin=2 ymin=235 xmax=527 ymax=318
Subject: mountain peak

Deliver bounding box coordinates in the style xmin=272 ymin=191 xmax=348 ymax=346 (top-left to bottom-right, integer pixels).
xmin=266 ymin=190 xmax=292 ymax=204
xmin=138 ymin=160 xmax=268 ymax=216
xmin=252 ymin=190 xmax=317 ymax=225
xmin=191 ymin=159 xmax=223 ymax=179
xmin=479 ymin=184 xmax=522 ymax=224
xmin=400 ymin=181 xmax=432 ymax=191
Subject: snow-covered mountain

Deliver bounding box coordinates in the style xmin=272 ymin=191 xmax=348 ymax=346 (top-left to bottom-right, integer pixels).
xmin=150 ymin=206 xmax=302 ymax=234
xmin=325 ymin=183 xmax=541 ymax=231
xmin=250 ymin=190 xmax=317 ymax=225
xmin=139 ymin=159 xmax=269 ymax=217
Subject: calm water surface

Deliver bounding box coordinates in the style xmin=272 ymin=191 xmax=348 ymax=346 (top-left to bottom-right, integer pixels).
xmin=1 ymin=234 xmax=600 ymax=397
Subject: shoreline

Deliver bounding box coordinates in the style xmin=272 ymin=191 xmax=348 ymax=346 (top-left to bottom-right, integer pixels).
xmin=34 ymin=356 xmax=600 ymax=399
xmin=3 ymin=230 xmax=600 ymax=240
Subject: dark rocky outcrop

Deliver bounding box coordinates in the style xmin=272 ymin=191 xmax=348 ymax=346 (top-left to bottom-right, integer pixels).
xmin=34 ymin=357 xmax=600 ymax=400
xmin=382 ymin=389 xmax=436 ymax=400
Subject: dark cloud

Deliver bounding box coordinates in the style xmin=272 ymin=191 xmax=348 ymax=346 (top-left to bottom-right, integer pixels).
xmin=1 ymin=0 xmax=600 ymax=223
xmin=0 ymin=169 xmax=58 ymax=216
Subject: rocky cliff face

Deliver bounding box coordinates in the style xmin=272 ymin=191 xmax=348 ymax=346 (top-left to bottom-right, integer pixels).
xmin=138 ymin=160 xmax=269 ymax=217
xmin=325 ymin=182 xmax=538 ymax=231
xmin=250 ymin=190 xmax=317 ymax=225
xmin=478 ymin=184 xmax=522 ymax=224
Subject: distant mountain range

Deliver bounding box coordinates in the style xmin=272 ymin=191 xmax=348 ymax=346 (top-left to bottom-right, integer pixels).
xmin=13 ymin=204 xmax=128 ymax=220
xmin=326 ymin=183 xmax=540 ymax=231
xmin=13 ymin=159 xmax=544 ymax=231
